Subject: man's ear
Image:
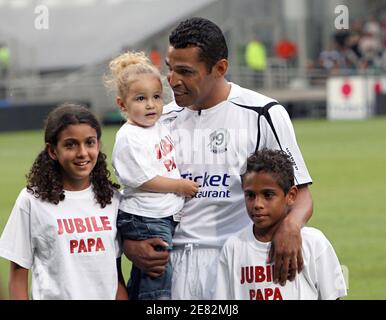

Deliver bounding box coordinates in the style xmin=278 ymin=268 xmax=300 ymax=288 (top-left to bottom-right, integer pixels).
xmin=46 ymin=143 xmax=57 ymax=160
xmin=213 ymin=59 xmax=228 ymax=78
xmin=287 ymin=185 xmax=298 ymax=206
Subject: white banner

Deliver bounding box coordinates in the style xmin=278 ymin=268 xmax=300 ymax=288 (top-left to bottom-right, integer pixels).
xmin=327 ymin=76 xmax=386 ymax=120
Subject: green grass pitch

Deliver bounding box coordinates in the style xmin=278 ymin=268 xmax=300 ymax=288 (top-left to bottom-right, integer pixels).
xmin=1 ymin=117 xmax=386 ymax=299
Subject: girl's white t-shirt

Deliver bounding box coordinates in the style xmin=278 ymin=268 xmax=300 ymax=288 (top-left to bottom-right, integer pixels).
xmin=112 ymin=121 xmax=184 ymax=218
xmin=0 ymin=186 xmax=121 ymax=300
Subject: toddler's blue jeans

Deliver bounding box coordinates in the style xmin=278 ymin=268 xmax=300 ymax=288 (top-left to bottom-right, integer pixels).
xmin=117 ymin=210 xmax=177 ymax=300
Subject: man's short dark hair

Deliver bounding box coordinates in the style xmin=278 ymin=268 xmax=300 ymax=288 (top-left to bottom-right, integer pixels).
xmin=242 ymin=149 xmax=295 ymax=194
xmin=169 ymin=17 xmax=228 ymax=72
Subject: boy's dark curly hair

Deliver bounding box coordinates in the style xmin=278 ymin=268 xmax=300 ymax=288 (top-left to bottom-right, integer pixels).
xmin=26 ymin=103 xmax=120 ymax=208
xmin=242 ymin=148 xmax=295 ymax=194
xmin=169 ymin=17 xmax=228 ymax=72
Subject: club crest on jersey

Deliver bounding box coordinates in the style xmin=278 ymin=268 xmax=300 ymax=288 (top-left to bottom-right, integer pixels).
xmin=208 ymin=128 xmax=230 ymax=154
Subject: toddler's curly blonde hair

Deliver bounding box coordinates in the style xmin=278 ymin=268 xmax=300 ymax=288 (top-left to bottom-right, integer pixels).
xmin=105 ymin=51 xmax=162 ymax=100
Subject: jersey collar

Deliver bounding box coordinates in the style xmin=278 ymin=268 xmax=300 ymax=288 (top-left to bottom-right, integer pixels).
xmin=182 ymin=82 xmax=241 ymax=115
xmin=227 ymin=82 xmax=242 ymax=101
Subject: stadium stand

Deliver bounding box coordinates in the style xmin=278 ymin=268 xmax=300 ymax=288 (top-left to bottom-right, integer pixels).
xmin=0 ymin=0 xmax=385 ymax=130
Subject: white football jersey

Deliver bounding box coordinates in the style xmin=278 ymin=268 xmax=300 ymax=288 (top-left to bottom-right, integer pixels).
xmin=162 ymin=82 xmax=312 ymax=248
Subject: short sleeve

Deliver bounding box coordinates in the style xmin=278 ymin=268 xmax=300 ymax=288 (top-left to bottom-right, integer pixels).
xmin=315 ymin=237 xmax=347 ymax=300
xmin=0 ymin=189 xmax=34 ymax=269
xmin=115 ymin=230 xmax=123 ymax=258
xmin=112 ymin=191 xmax=122 ymax=258
xmin=214 ymin=243 xmax=234 ymax=300
xmin=261 ymin=104 xmax=312 ymax=186
xmin=113 ymin=137 xmax=158 ymax=188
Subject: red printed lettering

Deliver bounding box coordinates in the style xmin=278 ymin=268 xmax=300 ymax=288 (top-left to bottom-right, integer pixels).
xmin=255 ymin=289 xmax=264 ymax=300
xmin=57 ymin=216 xmax=112 ymax=235
xmin=155 ymin=135 xmax=175 ymax=160
xmin=87 ymin=238 xmax=96 ymax=250
xmin=63 ymin=219 xmax=75 ymax=234
xmin=70 ymin=240 xmax=78 ymax=253
xmin=241 ymin=265 xmax=274 ymax=284
xmin=264 ymin=288 xmax=274 ymax=299
xmin=85 ymin=217 xmax=93 ymax=232
xmin=273 ymin=287 xmax=283 ymax=300
xmin=164 ymin=157 xmax=177 ymax=172
xmin=69 ymin=237 xmax=105 ymax=254
xmin=74 ymin=218 xmax=86 ymax=233
xmin=240 ymin=266 xmax=254 ymax=284
xmin=249 ymin=287 xmax=283 ymax=300
xmin=90 ymin=216 xmax=104 ymax=232
xmin=255 ymin=266 xmax=265 ymax=282
xmin=266 ymin=264 xmax=273 ymax=282
xmin=95 ymin=238 xmax=105 ymax=251
xmin=246 ymin=266 xmax=254 ymax=283
xmin=160 ymin=137 xmax=173 ymax=156
xmin=78 ymin=239 xmax=87 ymax=253
xmin=100 ymin=216 xmax=112 ymax=231
xmin=155 ymin=144 xmax=162 ymax=160
xmin=57 ymin=219 xmax=63 ymax=235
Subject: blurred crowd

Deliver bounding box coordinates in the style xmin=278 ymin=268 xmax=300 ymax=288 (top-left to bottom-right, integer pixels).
xmin=0 ymin=42 xmax=10 ymax=78
xmin=319 ymin=10 xmax=386 ymax=75
xmin=244 ymin=7 xmax=386 ymax=82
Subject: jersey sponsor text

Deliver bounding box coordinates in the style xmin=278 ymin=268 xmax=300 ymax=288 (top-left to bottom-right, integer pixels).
xmin=181 ymin=172 xmax=230 ymax=187
xmin=181 ymin=172 xmax=231 ymax=198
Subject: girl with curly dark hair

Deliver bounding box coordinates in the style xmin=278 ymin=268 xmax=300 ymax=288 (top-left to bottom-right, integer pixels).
xmin=0 ymin=103 xmax=128 ymax=300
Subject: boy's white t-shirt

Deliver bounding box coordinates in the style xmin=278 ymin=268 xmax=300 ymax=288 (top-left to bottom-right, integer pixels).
xmin=112 ymin=121 xmax=184 ymax=218
xmin=214 ymin=226 xmax=347 ymax=300
xmin=0 ymin=186 xmax=121 ymax=300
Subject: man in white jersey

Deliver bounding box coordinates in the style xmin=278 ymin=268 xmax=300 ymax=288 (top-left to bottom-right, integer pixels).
xmin=123 ymin=17 xmax=313 ymax=299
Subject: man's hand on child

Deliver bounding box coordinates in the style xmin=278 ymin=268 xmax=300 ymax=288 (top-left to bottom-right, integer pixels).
xmin=268 ymin=217 xmax=304 ymax=286
xmin=122 ymin=238 xmax=169 ymax=278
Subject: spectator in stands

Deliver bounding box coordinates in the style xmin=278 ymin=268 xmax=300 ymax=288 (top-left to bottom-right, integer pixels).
xmin=381 ymin=49 xmax=386 ymax=71
xmin=380 ymin=8 xmax=386 ymax=47
xmin=320 ymin=13 xmax=386 ymax=74
xmin=359 ymin=31 xmax=382 ymax=68
xmin=319 ymin=42 xmax=343 ymax=75
xmin=245 ymin=37 xmax=267 ymax=88
xmin=341 ymin=36 xmax=363 ymax=72
xmin=364 ymin=16 xmax=382 ymax=43
xmin=0 ymin=43 xmax=10 ymax=78
xmin=346 ymin=30 xmax=362 ymax=61
xmin=149 ymin=45 xmax=162 ymax=70
xmin=275 ymin=37 xmax=297 ymax=66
